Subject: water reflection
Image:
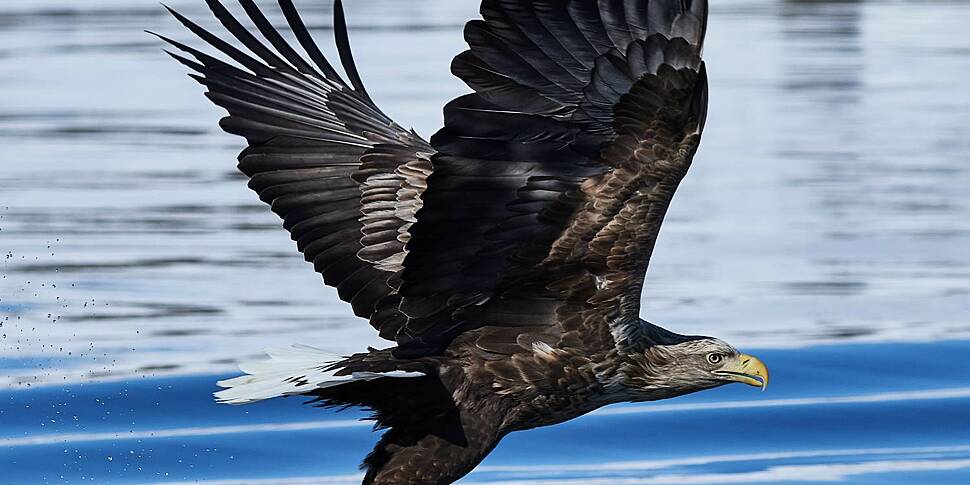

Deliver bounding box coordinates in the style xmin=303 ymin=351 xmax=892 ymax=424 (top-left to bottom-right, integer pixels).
xmin=782 ymin=0 xmax=864 ymax=99
xmin=775 ymin=0 xmax=868 ymax=331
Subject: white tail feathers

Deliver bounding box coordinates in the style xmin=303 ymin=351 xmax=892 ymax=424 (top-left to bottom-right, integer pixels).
xmin=214 ymin=345 xmax=425 ymax=405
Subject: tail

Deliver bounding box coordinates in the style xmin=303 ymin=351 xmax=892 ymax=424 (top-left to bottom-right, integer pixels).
xmin=216 ymin=345 xmax=497 ymax=484
xmin=214 ymin=345 xmax=425 ymax=405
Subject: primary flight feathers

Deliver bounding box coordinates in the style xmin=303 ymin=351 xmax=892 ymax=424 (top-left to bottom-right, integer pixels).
xmin=157 ymin=0 xmax=707 ymax=357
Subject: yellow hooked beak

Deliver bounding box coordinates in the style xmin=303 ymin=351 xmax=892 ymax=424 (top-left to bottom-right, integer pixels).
xmin=713 ymin=353 xmax=769 ymax=391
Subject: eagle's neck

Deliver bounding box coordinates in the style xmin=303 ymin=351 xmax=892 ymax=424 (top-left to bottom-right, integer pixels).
xmin=639 ymin=319 xmax=701 ymax=345
xmin=599 ymin=320 xmax=708 ymax=403
xmin=613 ymin=318 xmax=698 ymax=352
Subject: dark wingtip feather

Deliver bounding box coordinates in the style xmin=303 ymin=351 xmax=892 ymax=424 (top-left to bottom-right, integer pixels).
xmin=277 ymin=0 xmax=346 ymax=83
xmin=237 ymin=0 xmax=320 ymax=76
xmin=163 ymin=2 xmax=275 ymax=76
xmin=163 ymin=49 xmax=206 ymax=74
xmin=333 ymin=0 xmax=373 ymax=103
xmin=147 ymin=29 xmax=183 ymax=49
xmin=162 ymin=3 xmax=190 ymax=25
xmin=693 ymin=61 xmax=709 ymax=132
xmin=203 ymin=0 xmax=294 ymax=73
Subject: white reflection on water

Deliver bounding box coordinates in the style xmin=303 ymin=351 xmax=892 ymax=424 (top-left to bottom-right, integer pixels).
xmin=0 ymin=419 xmax=368 ymax=447
xmin=471 ymin=460 xmax=970 ymax=484
xmin=4 ymin=384 xmax=969 ymax=447
xmin=141 ymin=448 xmax=970 ymax=484
xmin=1 ymin=0 xmax=970 ymax=387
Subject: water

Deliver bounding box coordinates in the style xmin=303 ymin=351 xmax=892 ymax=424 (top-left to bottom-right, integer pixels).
xmin=1 ymin=0 xmax=969 ymax=483
xmin=4 ymin=342 xmax=970 ymax=484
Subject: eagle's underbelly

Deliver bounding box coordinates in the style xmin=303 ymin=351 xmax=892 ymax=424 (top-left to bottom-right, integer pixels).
xmin=507 ymin=389 xmax=616 ymax=431
xmin=443 ymin=341 xmax=624 ymax=433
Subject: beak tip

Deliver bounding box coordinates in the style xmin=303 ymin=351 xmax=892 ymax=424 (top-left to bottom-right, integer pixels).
xmin=733 ymin=353 xmax=769 ymax=392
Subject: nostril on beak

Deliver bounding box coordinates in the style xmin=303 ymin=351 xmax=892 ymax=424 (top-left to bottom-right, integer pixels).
xmin=742 ymin=358 xmax=750 ymax=365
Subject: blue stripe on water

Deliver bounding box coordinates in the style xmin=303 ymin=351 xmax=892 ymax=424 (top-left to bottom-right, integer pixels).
xmin=2 ymin=341 xmax=969 ymax=484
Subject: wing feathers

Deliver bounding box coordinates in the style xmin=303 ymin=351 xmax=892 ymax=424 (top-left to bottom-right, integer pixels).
xmin=599 ymin=0 xmax=635 ymax=48
xmin=276 ymin=0 xmax=345 ymax=82
xmin=161 ymin=1 xmax=434 ymax=327
xmin=237 ymin=0 xmax=320 ymax=76
xmin=165 ymin=6 xmax=272 ymax=77
xmin=332 ymin=0 xmax=373 ymax=103
xmin=202 ymin=0 xmax=294 ymax=74
xmin=395 ymin=0 xmax=710 ymax=355
xmin=163 ymin=0 xmax=711 ymax=357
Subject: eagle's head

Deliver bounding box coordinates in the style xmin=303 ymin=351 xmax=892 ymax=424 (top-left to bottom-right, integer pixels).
xmin=617 ymin=330 xmax=769 ymax=402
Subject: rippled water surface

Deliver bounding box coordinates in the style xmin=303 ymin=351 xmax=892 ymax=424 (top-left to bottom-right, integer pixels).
xmin=2 ymin=0 xmax=970 ymax=483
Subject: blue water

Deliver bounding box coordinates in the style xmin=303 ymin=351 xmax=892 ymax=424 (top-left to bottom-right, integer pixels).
xmin=3 ymin=341 xmax=970 ymax=484
xmin=3 ymin=0 xmax=970 ymax=483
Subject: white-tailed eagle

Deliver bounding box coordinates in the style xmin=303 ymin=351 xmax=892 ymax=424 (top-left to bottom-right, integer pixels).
xmin=157 ymin=0 xmax=769 ymax=483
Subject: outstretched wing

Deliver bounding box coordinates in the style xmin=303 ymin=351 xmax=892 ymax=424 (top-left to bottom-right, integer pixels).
xmin=159 ymin=0 xmax=709 ymax=358
xmin=156 ymin=0 xmax=431 ymax=334
xmin=393 ymin=0 xmax=710 ymax=355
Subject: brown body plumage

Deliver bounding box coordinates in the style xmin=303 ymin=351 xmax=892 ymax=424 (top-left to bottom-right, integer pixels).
xmin=158 ymin=1 xmax=769 ymax=483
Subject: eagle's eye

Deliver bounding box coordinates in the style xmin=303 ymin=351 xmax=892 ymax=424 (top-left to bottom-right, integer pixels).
xmin=706 ymin=353 xmax=723 ymax=365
